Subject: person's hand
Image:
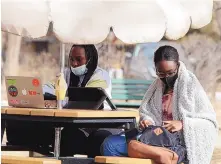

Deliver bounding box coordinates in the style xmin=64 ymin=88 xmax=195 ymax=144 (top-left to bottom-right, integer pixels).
xmin=139 ymin=120 xmax=153 ymax=130
xmin=162 ymin=120 xmax=182 ymax=132
xmin=44 ymin=100 xmax=57 ymax=108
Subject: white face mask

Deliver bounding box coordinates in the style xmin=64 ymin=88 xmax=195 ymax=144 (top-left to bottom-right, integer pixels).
xmin=71 ymin=64 xmax=88 ymax=76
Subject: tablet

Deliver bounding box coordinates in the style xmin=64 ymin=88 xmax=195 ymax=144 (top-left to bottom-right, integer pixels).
xmin=65 ymin=87 xmax=117 ymax=110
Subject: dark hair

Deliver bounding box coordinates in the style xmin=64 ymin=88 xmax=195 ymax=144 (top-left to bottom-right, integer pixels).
xmin=154 ymin=45 xmax=179 ymax=64
xmin=69 ymin=44 xmax=98 ymax=87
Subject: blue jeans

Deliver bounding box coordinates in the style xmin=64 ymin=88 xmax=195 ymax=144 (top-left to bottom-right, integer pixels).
xmin=101 ymin=132 xmax=187 ymax=164
xmin=101 ymin=134 xmax=128 ymax=156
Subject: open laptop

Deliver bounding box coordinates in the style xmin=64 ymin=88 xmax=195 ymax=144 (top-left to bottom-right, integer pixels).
xmin=5 ymin=76 xmax=51 ymax=108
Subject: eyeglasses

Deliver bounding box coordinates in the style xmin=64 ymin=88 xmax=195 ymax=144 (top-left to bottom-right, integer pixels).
xmin=156 ymin=67 xmax=178 ymax=78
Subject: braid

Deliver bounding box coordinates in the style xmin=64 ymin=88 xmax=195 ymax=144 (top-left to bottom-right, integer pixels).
xmin=81 ymin=45 xmax=98 ymax=87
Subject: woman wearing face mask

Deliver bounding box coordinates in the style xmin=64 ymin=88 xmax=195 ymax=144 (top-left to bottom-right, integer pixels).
xmin=101 ymin=45 xmax=218 ymax=164
xmin=43 ymin=45 xmax=118 ymax=157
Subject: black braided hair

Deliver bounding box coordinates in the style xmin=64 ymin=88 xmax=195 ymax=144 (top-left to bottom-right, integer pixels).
xmin=154 ymin=45 xmax=179 ymax=65
xmin=69 ymin=45 xmax=98 ymax=87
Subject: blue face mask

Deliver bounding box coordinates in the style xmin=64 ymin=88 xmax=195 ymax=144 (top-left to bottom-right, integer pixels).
xmin=71 ymin=64 xmax=88 ymax=76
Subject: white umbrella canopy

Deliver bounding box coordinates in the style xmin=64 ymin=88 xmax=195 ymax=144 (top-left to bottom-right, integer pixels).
xmin=1 ymin=0 xmax=213 ymax=44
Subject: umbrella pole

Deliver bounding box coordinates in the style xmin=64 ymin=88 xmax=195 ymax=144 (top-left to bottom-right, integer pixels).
xmin=54 ymin=43 xmax=65 ymax=159
xmin=60 ymin=43 xmax=65 ymax=73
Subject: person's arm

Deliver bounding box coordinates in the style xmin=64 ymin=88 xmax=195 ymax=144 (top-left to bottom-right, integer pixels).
xmin=43 ymin=82 xmax=56 ymax=95
xmin=43 ymin=82 xmax=68 ymax=108
xmin=86 ymin=79 xmax=108 ymax=89
xmin=138 ymin=80 xmax=159 ymax=125
xmin=139 ymin=95 xmax=156 ymax=125
xmin=85 ymin=69 xmax=111 ymax=97
xmin=86 ymin=69 xmax=112 ymax=110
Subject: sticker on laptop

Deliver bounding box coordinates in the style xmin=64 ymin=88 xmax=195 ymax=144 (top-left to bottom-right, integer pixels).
xmin=7 ymin=79 xmax=16 ymax=85
xmin=10 ymin=99 xmax=19 ymax=104
xmin=32 ymin=79 xmax=40 ymax=87
xmin=29 ymin=90 xmax=37 ymax=95
xmin=21 ymin=88 xmax=27 ymax=95
xmin=21 ymin=100 xmax=29 ymax=104
xmin=8 ymin=85 xmax=18 ymax=97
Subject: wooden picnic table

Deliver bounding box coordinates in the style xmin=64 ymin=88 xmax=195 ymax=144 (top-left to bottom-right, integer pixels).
xmin=1 ymin=107 xmax=139 ymax=117
xmin=1 ymin=107 xmax=138 ymax=128
xmin=1 ymin=107 xmax=139 ymax=160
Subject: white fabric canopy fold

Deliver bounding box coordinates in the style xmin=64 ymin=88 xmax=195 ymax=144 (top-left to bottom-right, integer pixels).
xmin=156 ymin=0 xmax=191 ymax=40
xmin=1 ymin=0 xmax=49 ymax=38
xmin=1 ymin=0 xmax=213 ymax=44
xmin=110 ymin=1 xmax=165 ymax=44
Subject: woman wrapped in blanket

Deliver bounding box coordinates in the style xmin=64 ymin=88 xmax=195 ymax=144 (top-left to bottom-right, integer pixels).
xmin=101 ymin=45 xmax=218 ymax=164
xmin=43 ymin=45 xmax=120 ymax=157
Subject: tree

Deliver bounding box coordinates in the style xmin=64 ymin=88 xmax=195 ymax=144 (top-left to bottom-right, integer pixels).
xmin=178 ymin=2 xmax=221 ymax=101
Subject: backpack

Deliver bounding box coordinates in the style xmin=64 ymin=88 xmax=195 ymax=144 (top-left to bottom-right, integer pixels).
xmin=128 ymin=126 xmax=186 ymax=164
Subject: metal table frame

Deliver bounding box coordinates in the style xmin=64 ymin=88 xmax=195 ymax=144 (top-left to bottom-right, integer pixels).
xmin=1 ymin=114 xmax=136 ymax=129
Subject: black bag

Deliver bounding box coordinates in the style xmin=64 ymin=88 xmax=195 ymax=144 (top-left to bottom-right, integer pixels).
xmin=6 ymin=120 xmax=54 ymax=146
xmin=139 ymin=125 xmax=186 ymax=164
xmin=139 ymin=125 xmax=180 ymax=147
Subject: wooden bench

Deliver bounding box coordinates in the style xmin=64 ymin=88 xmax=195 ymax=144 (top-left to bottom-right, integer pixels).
xmin=111 ymin=79 xmax=152 ymax=108
xmin=1 ymin=144 xmax=53 ymax=157
xmin=95 ymin=156 xmax=153 ymax=164
xmin=1 ymin=155 xmax=61 ymax=164
xmin=95 ymin=156 xmax=185 ymax=164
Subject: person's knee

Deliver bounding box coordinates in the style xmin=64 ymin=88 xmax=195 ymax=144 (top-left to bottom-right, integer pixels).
xmin=87 ymin=130 xmax=112 ymax=157
xmin=101 ymin=135 xmax=124 ymax=156
xmin=102 ymin=135 xmax=117 ymax=149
